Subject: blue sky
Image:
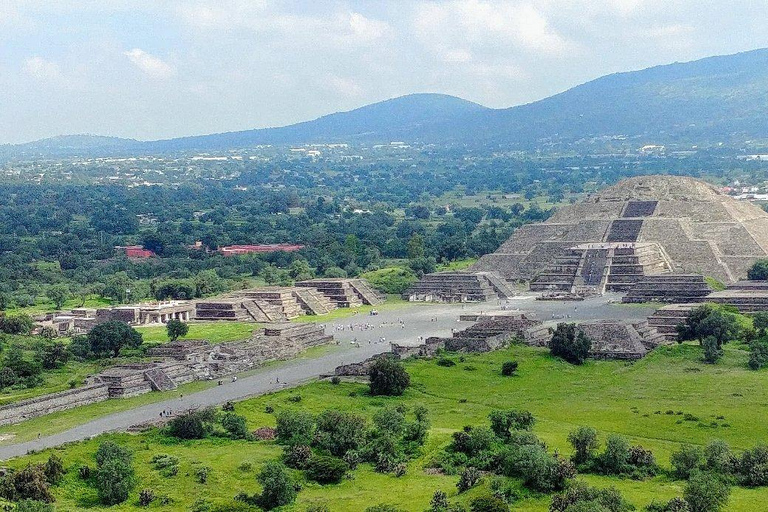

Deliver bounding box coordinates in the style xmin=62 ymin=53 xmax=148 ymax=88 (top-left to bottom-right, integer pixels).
xmin=2 ymin=0 xmax=768 ymax=144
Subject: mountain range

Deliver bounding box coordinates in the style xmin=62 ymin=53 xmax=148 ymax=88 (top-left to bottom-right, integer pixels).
xmin=5 ymin=48 xmax=768 ymax=157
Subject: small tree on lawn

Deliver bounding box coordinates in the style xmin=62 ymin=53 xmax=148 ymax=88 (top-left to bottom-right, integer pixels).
xmin=368 ymin=357 xmax=410 ymax=396
xmin=86 ymin=321 xmax=143 ymax=358
xmin=257 ymin=461 xmax=296 ymax=510
xmin=567 ymin=426 xmax=599 ymax=466
xmin=684 ymin=470 xmax=730 ymax=512
xmin=45 ymin=284 xmax=71 ymax=310
xmin=549 ymin=323 xmax=591 ymax=365
xmin=166 ymin=319 xmax=189 ymax=342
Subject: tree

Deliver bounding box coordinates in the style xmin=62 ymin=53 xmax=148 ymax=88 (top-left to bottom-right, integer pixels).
xmin=275 ymin=410 xmax=315 ymax=446
xmin=568 ymin=426 xmax=599 ymax=465
xmin=501 ymin=361 xmax=518 ymax=376
xmin=221 ymin=413 xmax=250 ymax=440
xmin=470 ymin=495 xmax=509 ymax=512
xmin=257 ymin=461 xmax=296 ymax=510
xmin=93 ymin=441 xmax=134 ymax=506
xmin=489 ymin=409 xmax=535 ymax=438
xmin=550 ymin=323 xmax=591 ymax=364
xmin=684 ymin=471 xmax=730 ymax=512
xmin=0 ymin=464 xmax=54 ymax=503
xmin=86 ymin=321 xmax=143 ymax=358
xmin=702 ymin=335 xmax=723 ymax=364
xmin=407 ymin=234 xmax=425 ymax=260
xmin=749 ymin=339 xmax=768 ymax=370
xmin=305 ymin=455 xmax=348 ymax=484
xmin=167 ymin=408 xmax=217 ymax=439
xmin=38 ymin=342 xmax=69 ymax=370
xmin=671 ymin=445 xmax=704 ymax=480
xmin=45 ymin=284 xmax=70 ymax=310
xmin=315 ymin=410 xmax=367 ymax=457
xmin=748 ymin=259 xmax=768 ymax=280
xmin=166 ymin=319 xmax=189 ymax=342
xmin=0 ymin=314 xmax=34 ymax=335
xmin=368 ymin=357 xmax=410 ymax=396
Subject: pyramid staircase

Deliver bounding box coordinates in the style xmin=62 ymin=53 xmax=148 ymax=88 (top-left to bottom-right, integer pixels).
xmin=348 ymin=279 xmax=386 ymax=305
xmin=241 ymin=299 xmax=287 ymax=322
xmin=296 ymin=279 xmax=364 ymax=308
xmin=143 ymin=367 xmax=177 ymax=391
xmin=292 ymin=288 xmax=337 ymax=315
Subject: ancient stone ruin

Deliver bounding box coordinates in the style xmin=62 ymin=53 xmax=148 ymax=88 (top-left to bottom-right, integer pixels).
xmin=575 ymin=320 xmax=666 ymax=360
xmin=296 ymin=278 xmax=385 ymax=307
xmin=0 ymin=323 xmax=333 ymax=426
xmin=403 ymin=271 xmax=515 ymax=302
xmin=472 ymin=175 xmax=768 ymax=287
xmin=622 ymin=274 xmax=714 ymax=304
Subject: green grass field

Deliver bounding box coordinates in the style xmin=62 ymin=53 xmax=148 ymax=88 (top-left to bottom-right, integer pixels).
xmin=135 ymin=321 xmax=258 ymax=344
xmin=10 ymin=342 xmax=768 ymax=511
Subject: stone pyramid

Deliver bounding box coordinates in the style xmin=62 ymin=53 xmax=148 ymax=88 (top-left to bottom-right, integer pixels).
xmin=472 ymin=175 xmax=768 ymax=284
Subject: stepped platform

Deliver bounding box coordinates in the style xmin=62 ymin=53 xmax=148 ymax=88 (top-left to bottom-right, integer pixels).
xmin=622 ymin=274 xmax=713 ymax=303
xmin=530 ymin=242 xmax=671 ymax=294
xmin=706 ymin=288 xmax=768 ymax=314
xmin=472 ymin=176 xmax=768 ymax=285
xmin=194 ymin=297 xmax=288 ymax=322
xmin=576 ymin=320 xmax=662 ymax=360
xmin=238 ymin=288 xmax=303 ymax=319
xmin=419 ymin=314 xmax=542 ymax=353
xmin=292 ymin=287 xmax=337 ymax=315
xmin=296 ymin=279 xmax=365 ymax=308
xmin=404 ymin=271 xmax=512 ymax=302
xmin=348 ymin=279 xmax=386 ymax=305
xmin=647 ymin=304 xmax=696 ymax=341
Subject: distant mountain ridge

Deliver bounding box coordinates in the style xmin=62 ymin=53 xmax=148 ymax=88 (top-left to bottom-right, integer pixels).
xmin=5 ymin=48 xmax=768 ymax=157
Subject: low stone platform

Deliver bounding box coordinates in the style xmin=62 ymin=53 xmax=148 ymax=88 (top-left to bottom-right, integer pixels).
xmin=622 ymin=274 xmax=713 ymax=304
xmin=296 ymin=278 xmax=383 ymax=307
xmin=647 ymin=304 xmax=696 ymax=341
xmin=576 ymin=320 xmax=664 ymax=360
xmin=403 ymin=271 xmax=513 ymax=302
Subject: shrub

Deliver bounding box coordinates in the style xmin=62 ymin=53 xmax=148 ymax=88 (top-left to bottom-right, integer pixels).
xmin=702 ymin=335 xmax=723 ymax=364
xmin=737 ymin=445 xmax=768 ymax=486
xmin=330 ymin=376 xmax=341 ymax=385
xmin=645 ymin=497 xmax=690 ymax=512
xmin=283 ymin=444 xmax=313 ymax=470
xmin=451 ymin=426 xmax=496 ymax=457
xmin=550 ymin=323 xmax=591 ymax=364
xmin=167 ymin=408 xmax=217 ymax=440
xmin=43 ymin=455 xmax=65 ymax=485
xmin=365 ymin=505 xmax=404 ymax=512
xmin=166 ymin=319 xmax=189 ymax=341
xmin=315 ymin=409 xmax=367 ymax=457
xmin=437 ymin=357 xmax=456 ymax=367
xmin=550 ymin=482 xmax=634 ymax=512
xmin=305 ymin=456 xmax=348 ymax=484
xmin=368 ymin=357 xmax=410 ymax=396
xmin=139 ymin=488 xmax=155 ymax=506
xmin=95 ymin=458 xmax=135 ymax=505
xmin=78 ymin=465 xmax=91 ymax=479
xmin=567 ymin=426 xmax=599 ymax=466
xmin=501 ymin=361 xmax=518 ymax=376
xmin=195 ymin=466 xmax=211 ymax=484
xmin=373 ymin=406 xmax=406 ymax=436
xmin=749 ymin=339 xmax=768 ymax=370
xmin=684 ymin=471 xmax=730 ymax=512
xmin=13 ymin=501 xmax=54 ymax=512
xmin=275 ymin=410 xmax=315 ymax=446
xmin=430 ymin=490 xmax=449 ymax=511
xmin=489 ymin=409 xmax=535 ymax=438
xmin=0 ymin=464 xmax=54 ymax=503
xmin=470 ymin=495 xmax=509 ymax=512
xmin=457 ymin=466 xmax=482 ymax=493
xmin=257 ymin=461 xmax=296 ymax=510
xmin=703 ymin=440 xmax=735 ymax=474
xmin=502 ymin=444 xmax=574 ymax=492
xmin=221 ymin=413 xmax=251 ymax=440
xmin=222 ymin=401 xmax=235 ymax=412
xmin=596 ymin=435 xmax=631 ymax=475
xmin=671 ymin=445 xmax=704 ymax=480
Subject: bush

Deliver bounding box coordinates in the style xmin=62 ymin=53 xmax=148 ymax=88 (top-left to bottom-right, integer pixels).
xmin=457 ymin=466 xmax=482 ymax=493
xmin=702 ymin=335 xmax=723 ymax=364
xmin=315 ymin=409 xmax=367 ymax=457
xmin=166 ymin=319 xmax=189 ymax=341
xmin=684 ymin=471 xmax=730 ymax=512
xmin=596 ymin=435 xmax=631 ymax=475
xmin=195 ymin=466 xmax=211 ymax=484
xmin=330 ymin=376 xmax=341 ymax=385
xmin=0 ymin=464 xmax=54 ymax=503
xmin=43 ymin=454 xmax=65 ymax=485
xmin=748 ymin=259 xmax=768 ymax=280
xmin=501 ymin=361 xmax=518 ymax=376
xmin=437 ymin=357 xmax=456 ymax=367
xmin=305 ymin=456 xmax=348 ymax=484
xmin=275 ymin=410 xmax=315 ymax=446
xmin=671 ymin=445 xmax=704 ymax=480
xmin=283 ymin=445 xmax=313 ymax=470
xmin=748 ymin=339 xmax=768 ymax=370
xmin=645 ymin=497 xmax=690 ymax=512
xmin=737 ymin=445 xmax=768 ymax=486
xmin=14 ymin=501 xmax=54 ymax=512
xmin=489 ymin=409 xmax=535 ymax=438
xmin=257 ymin=461 xmax=296 ymax=510
xmin=167 ymin=408 xmax=217 ymax=439
xmin=703 ymin=440 xmax=735 ymax=474
xmin=139 ymin=488 xmax=155 ymax=506
xmin=0 ymin=314 xmax=34 ymax=335
xmin=96 ymin=458 xmax=135 ymax=505
xmin=550 ymin=482 xmax=634 ymax=512
xmin=550 ymin=323 xmax=591 ymax=365
xmin=221 ymin=413 xmax=251 ymax=440
xmin=567 ymin=426 xmax=599 ymax=466
xmin=368 ymin=357 xmax=410 ymax=396
xmin=470 ymin=494 xmax=509 ymax=512
xmin=501 ymin=444 xmax=574 ymax=492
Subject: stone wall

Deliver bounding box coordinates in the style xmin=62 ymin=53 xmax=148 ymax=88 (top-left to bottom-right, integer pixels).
xmin=0 ymin=384 xmax=109 ymax=426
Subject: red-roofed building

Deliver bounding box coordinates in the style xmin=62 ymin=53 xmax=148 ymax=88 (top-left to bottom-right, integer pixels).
xmin=116 ymin=245 xmax=156 ymax=259
xmin=219 ymin=244 xmax=304 ymax=256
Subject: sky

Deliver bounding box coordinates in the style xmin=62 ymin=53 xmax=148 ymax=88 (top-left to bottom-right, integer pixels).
xmin=2 ymin=0 xmax=768 ymax=144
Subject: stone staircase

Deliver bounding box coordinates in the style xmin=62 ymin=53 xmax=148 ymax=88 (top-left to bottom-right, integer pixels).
xmin=622 ymin=274 xmax=713 ymax=304
xmin=292 ymin=288 xmax=337 ymax=315
xmin=476 ymin=272 xmax=516 ymax=298
xmin=239 ymin=288 xmax=303 ymax=319
xmin=143 ymin=367 xmax=177 ymax=391
xmin=647 ymin=304 xmax=695 ymax=342
xmin=348 ymin=279 xmax=386 ymax=305
xmin=404 ymin=272 xmax=504 ymax=302
xmin=296 ymin=279 xmax=364 ymax=308
xmin=241 ymin=298 xmax=288 ymax=322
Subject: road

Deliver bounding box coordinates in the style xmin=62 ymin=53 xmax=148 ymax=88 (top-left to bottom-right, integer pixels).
xmin=0 ymin=293 xmax=655 ymax=460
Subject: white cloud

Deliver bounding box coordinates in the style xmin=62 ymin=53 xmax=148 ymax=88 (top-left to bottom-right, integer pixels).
xmin=124 ymin=48 xmax=175 ymax=79
xmin=23 ymin=56 xmax=63 ymax=81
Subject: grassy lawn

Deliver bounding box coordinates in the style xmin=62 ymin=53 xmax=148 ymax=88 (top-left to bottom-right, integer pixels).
xmin=135 ymin=322 xmax=258 ymax=344
xmin=0 ymin=360 xmax=101 ymax=407
xmin=11 ymin=342 xmax=768 ymax=510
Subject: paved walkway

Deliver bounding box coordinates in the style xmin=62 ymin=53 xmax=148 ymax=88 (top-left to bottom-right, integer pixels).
xmin=0 ymin=294 xmax=655 ymax=460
